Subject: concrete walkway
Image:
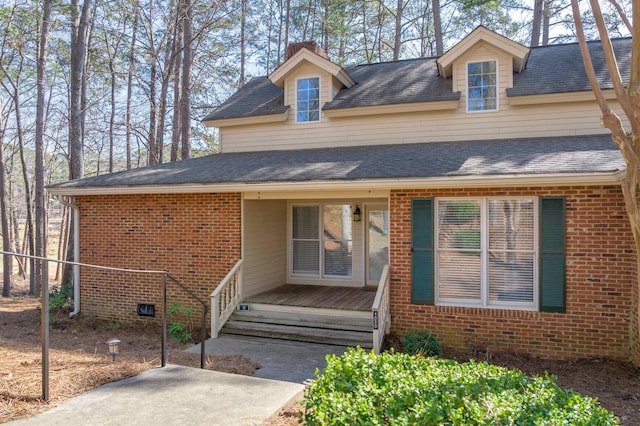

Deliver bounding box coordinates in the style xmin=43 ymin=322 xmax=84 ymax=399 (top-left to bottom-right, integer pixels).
xmin=9 ymin=365 xmax=303 ymax=426
xmin=10 ymin=336 xmax=349 ymax=425
xmin=189 ymin=335 xmax=349 ymax=383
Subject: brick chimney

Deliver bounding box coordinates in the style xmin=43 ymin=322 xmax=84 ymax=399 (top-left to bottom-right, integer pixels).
xmin=285 ymin=41 xmax=328 ymax=61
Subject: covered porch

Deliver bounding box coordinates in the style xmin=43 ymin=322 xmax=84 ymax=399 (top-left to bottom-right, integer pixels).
xmin=211 ymin=191 xmax=391 ymax=351
xmin=243 ymin=284 xmax=376 ymax=311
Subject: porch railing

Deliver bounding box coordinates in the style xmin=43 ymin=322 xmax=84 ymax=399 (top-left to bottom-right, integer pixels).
xmin=372 ymin=264 xmax=391 ymax=354
xmin=211 ymin=259 xmax=243 ymax=338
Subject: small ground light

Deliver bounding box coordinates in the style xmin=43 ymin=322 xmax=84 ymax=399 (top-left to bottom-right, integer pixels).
xmin=106 ymin=338 xmax=121 ymax=361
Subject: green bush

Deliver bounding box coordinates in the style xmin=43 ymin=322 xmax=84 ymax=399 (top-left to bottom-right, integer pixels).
xmin=401 ymin=331 xmax=442 ymax=357
xmin=49 ymin=283 xmax=74 ymax=311
xmin=168 ymin=303 xmax=193 ymax=343
xmin=303 ymin=347 xmax=618 ymax=425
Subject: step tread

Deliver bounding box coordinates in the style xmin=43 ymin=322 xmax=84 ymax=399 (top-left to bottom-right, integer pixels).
xmin=230 ymin=309 xmax=372 ymax=331
xmin=222 ymin=320 xmax=373 ymax=348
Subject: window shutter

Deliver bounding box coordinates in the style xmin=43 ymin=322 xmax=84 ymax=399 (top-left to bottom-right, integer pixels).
xmin=539 ymin=197 xmax=566 ymax=312
xmin=412 ymin=198 xmax=434 ymax=304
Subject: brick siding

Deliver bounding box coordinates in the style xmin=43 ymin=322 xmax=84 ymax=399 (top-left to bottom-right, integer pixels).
xmin=76 ymin=193 xmax=241 ymax=324
xmin=390 ymin=186 xmax=637 ymax=360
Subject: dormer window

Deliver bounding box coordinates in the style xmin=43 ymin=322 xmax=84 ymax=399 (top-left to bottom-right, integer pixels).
xmin=467 ymin=61 xmax=497 ymax=112
xmin=296 ymin=77 xmax=320 ymax=122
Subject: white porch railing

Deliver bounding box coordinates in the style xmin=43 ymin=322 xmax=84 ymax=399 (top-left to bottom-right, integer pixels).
xmin=372 ymin=264 xmax=391 ymax=354
xmin=210 ymin=259 xmax=243 ymax=338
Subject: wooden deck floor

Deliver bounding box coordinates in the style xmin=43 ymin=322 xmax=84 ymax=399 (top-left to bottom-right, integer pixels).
xmin=244 ymin=284 xmax=376 ymax=311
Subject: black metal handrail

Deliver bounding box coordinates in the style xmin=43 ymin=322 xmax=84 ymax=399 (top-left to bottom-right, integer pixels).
xmin=163 ymin=273 xmax=209 ymax=369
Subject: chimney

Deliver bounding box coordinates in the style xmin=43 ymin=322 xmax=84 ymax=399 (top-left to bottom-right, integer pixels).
xmin=285 ymin=41 xmax=328 ymax=61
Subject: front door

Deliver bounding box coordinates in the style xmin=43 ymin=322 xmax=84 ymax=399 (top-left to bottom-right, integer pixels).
xmin=366 ymin=205 xmax=389 ymax=287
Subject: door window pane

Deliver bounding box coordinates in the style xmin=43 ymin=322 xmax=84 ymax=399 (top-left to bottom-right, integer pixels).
xmin=368 ymin=210 xmax=389 ymax=281
xmin=323 ymin=204 xmax=352 ymax=277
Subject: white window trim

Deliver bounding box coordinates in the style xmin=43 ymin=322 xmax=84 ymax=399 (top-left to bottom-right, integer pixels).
xmin=434 ymin=197 xmax=539 ymax=311
xmin=466 ymin=59 xmax=498 ymax=113
xmin=288 ymin=202 xmax=355 ymax=282
xmin=295 ymin=76 xmax=321 ymax=124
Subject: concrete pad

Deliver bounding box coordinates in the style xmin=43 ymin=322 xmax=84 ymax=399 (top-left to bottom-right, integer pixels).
xmin=9 ymin=364 xmax=303 ymax=426
xmin=189 ymin=335 xmax=348 ymax=383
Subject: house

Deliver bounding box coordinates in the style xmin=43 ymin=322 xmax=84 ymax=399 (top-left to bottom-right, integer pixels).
xmin=49 ymin=27 xmax=638 ymax=363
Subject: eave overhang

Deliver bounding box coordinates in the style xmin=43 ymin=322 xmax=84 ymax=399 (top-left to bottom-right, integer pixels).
xmin=437 ymin=26 xmax=530 ymax=78
xmin=269 ymin=48 xmax=355 ymax=88
xmin=507 ymin=89 xmax=616 ymax=106
xmin=202 ymin=109 xmax=289 ymax=128
xmin=47 ymin=171 xmax=624 ymax=197
xmin=322 ymin=100 xmax=460 ymax=118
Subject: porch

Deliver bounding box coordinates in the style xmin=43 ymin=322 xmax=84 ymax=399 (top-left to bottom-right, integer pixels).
xmin=211 ymin=262 xmax=391 ymax=352
xmin=243 ymin=284 xmax=376 ymax=311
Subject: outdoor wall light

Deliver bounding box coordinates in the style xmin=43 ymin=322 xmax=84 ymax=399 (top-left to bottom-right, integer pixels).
xmin=106 ymin=338 xmax=121 ymax=362
xmin=353 ymin=206 xmax=362 ymax=222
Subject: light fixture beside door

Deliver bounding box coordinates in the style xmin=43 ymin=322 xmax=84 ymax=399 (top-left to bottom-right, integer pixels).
xmin=353 ymin=205 xmax=362 ymax=222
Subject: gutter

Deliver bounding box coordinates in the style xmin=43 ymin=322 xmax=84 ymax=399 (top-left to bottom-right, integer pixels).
xmin=56 ymin=196 xmax=80 ymax=318
xmin=47 ymin=171 xmax=626 ymax=197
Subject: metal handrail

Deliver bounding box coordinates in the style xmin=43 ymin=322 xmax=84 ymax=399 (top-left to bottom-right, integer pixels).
xmin=372 ymin=264 xmax=391 ymax=354
xmin=211 ymin=259 xmax=243 ymax=338
xmin=164 ymin=274 xmax=209 ymax=369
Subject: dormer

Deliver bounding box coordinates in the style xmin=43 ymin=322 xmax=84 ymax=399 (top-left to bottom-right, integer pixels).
xmin=437 ymin=26 xmax=530 ymax=112
xmin=268 ymin=42 xmax=355 ymax=123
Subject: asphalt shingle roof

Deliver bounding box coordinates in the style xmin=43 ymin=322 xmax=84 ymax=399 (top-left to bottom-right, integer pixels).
xmin=507 ymin=38 xmax=631 ymax=96
xmin=323 ymin=59 xmax=459 ymax=110
xmin=202 ymin=38 xmax=630 ymax=121
xmin=49 ymin=135 xmax=623 ymax=191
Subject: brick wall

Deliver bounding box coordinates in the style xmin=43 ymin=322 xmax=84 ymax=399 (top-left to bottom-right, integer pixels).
xmin=390 ymin=186 xmax=636 ymax=360
xmin=76 ymin=193 xmax=241 ymax=324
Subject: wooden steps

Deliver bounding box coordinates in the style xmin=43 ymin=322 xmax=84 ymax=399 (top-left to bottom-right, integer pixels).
xmin=221 ymin=305 xmax=373 ymax=348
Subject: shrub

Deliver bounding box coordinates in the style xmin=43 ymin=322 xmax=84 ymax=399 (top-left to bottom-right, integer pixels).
xmin=401 ymin=330 xmax=442 ymax=357
xmin=168 ymin=303 xmax=193 ymax=343
xmin=49 ymin=283 xmax=74 ymax=312
xmin=303 ymin=347 xmax=618 ymax=425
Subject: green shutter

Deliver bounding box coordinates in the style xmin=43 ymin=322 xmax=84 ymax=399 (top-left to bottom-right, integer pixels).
xmin=540 ymin=197 xmax=566 ymax=312
xmin=412 ymin=198 xmax=434 ymax=304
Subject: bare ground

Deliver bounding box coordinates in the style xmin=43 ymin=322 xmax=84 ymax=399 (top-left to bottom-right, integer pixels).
xmin=0 ymin=295 xmax=259 ymax=423
xmin=2 ymin=291 xmax=640 ymax=425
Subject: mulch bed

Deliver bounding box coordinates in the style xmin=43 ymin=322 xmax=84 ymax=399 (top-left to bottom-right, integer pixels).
xmin=2 ymin=295 xmax=640 ymax=425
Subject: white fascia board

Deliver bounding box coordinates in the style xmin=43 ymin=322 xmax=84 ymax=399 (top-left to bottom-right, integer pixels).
xmin=47 ymin=171 xmax=624 ymax=197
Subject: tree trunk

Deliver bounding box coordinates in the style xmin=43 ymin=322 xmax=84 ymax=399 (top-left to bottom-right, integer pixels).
xmin=171 ymin=18 xmax=183 ymax=162
xmin=13 ymin=85 xmax=35 ymax=294
xmin=571 ymin=0 xmax=640 ymax=365
xmin=0 ymin=103 xmax=11 ymax=297
xmin=541 ymin=0 xmax=550 ymax=46
xmin=393 ymin=0 xmax=403 ymax=61
xmin=126 ymin=8 xmax=139 ymax=170
xmin=239 ymin=0 xmax=246 ymax=87
xmin=69 ymin=0 xmax=91 ymax=181
xmin=432 ymin=0 xmax=443 ymax=56
xmin=180 ymin=0 xmax=192 ymax=160
xmin=64 ymin=0 xmax=91 ymax=287
xmin=531 ymin=0 xmax=543 ymax=47
xmin=34 ymin=0 xmax=52 ymax=296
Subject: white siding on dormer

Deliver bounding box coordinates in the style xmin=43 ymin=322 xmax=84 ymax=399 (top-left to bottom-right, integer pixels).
xmin=453 ymin=42 xmax=512 ymax=112
xmin=284 ymin=63 xmax=333 ymax=124
xmin=218 ymin=44 xmax=627 ymax=153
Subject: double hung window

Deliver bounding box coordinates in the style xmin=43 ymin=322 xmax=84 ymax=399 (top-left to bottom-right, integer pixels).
xmin=436 ymin=198 xmax=536 ymax=310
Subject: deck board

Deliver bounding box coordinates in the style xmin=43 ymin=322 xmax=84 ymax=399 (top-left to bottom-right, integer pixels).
xmin=244 ymin=285 xmax=376 ymax=311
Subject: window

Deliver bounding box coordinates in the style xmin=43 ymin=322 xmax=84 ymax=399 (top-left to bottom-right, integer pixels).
xmin=467 ymin=61 xmax=497 ymax=112
xmin=291 ymin=204 xmax=353 ymax=278
xmin=435 ymin=198 xmax=536 ymax=310
xmin=296 ymin=77 xmax=320 ymax=122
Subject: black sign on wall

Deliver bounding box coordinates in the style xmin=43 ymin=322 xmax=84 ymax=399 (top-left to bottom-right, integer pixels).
xmin=137 ymin=303 xmax=155 ymax=317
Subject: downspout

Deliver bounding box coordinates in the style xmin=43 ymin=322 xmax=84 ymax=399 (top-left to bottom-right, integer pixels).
xmin=57 ymin=196 xmax=80 ymax=318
